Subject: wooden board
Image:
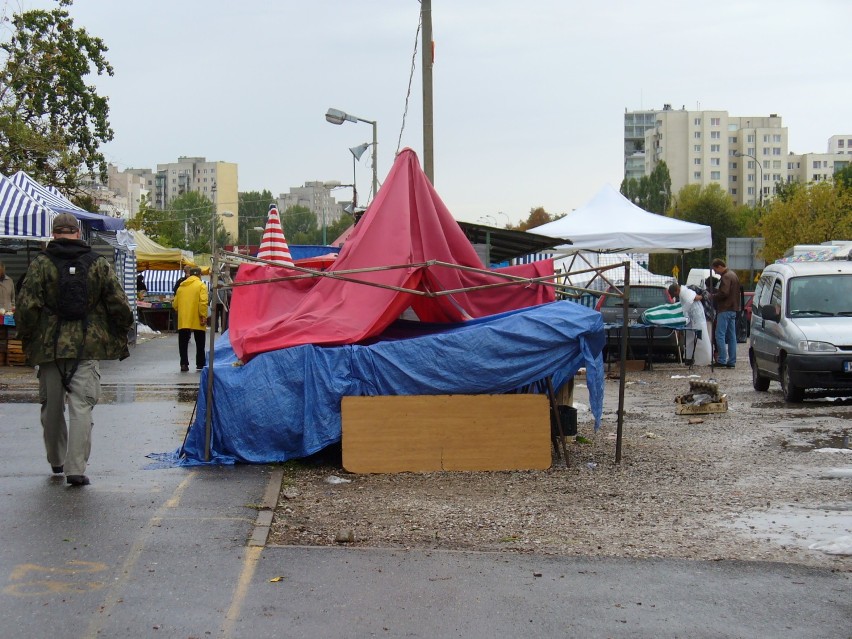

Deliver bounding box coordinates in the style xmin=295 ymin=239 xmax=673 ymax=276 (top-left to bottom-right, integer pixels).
xmin=676 ymin=395 xmax=728 ymax=415
xmin=342 ymin=395 xmax=551 ymax=474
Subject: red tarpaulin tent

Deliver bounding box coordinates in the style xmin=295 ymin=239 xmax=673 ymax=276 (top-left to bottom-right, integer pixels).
xmin=229 ymin=148 xmax=555 ymax=361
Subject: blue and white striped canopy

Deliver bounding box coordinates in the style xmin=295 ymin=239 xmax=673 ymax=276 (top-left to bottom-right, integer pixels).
xmin=0 ymin=173 xmax=54 ymax=239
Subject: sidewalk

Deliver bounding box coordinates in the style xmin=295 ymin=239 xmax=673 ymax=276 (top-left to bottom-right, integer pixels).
xmin=0 ymin=333 xmax=848 ymax=638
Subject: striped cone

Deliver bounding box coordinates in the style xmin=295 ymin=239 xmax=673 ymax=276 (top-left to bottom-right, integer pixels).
xmin=257 ymin=204 xmax=293 ymax=266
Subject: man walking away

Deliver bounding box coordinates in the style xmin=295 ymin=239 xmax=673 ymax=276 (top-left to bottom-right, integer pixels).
xmin=174 ymin=266 xmax=208 ymax=372
xmin=711 ymin=258 xmax=742 ymax=368
xmin=15 ymin=213 xmax=133 ymax=486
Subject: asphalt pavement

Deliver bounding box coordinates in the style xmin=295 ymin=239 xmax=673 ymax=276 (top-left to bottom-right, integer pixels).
xmin=0 ymin=330 xmax=848 ymax=638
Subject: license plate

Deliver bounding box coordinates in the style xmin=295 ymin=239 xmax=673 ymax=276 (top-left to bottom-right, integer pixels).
xmin=845 ymin=361 xmax=852 ymax=373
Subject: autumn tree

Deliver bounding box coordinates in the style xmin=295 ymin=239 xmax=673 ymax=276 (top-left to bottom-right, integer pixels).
xmin=0 ymin=0 xmax=113 ymax=191
xmin=520 ymin=206 xmax=564 ymax=231
xmin=758 ymin=181 xmax=852 ymax=262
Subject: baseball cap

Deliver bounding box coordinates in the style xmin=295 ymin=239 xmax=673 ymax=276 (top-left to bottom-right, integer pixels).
xmin=52 ymin=213 xmax=80 ymax=233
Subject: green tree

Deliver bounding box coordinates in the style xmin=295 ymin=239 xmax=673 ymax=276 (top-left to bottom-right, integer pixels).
xmin=834 ymin=165 xmax=852 ymax=191
xmin=650 ymin=184 xmax=741 ymax=276
xmin=281 ymin=205 xmax=318 ymax=244
xmin=0 ymin=0 xmax=113 ymax=190
xmin=620 ymin=161 xmax=672 ymax=214
xmin=758 ymin=181 xmax=852 ymax=262
xmin=238 ymin=189 xmax=275 ymax=243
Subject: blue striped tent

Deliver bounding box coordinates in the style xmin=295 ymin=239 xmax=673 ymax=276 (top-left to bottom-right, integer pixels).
xmin=0 ymin=173 xmax=54 ymax=239
xmin=11 ymin=171 xmax=124 ymax=232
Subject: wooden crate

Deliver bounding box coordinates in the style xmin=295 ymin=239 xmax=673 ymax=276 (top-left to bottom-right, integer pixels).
xmin=6 ymin=339 xmax=26 ymax=366
xmin=342 ymin=394 xmax=551 ymax=474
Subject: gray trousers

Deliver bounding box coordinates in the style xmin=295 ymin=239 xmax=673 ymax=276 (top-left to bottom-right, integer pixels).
xmin=38 ymin=359 xmax=101 ymax=476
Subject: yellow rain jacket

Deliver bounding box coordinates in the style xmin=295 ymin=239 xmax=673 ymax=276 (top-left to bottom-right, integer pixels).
xmin=173 ymin=275 xmax=208 ymax=331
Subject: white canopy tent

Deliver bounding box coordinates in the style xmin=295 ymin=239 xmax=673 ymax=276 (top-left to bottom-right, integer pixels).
xmin=533 ymin=184 xmax=712 ymax=254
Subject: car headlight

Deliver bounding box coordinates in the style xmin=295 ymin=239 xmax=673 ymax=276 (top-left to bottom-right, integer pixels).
xmin=798 ymin=340 xmax=837 ymax=352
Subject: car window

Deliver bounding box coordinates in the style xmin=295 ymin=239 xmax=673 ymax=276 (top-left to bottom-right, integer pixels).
xmin=769 ymin=280 xmax=783 ymax=319
xmin=788 ymin=274 xmax=852 ymax=316
xmin=752 ymin=277 xmax=770 ymax=317
xmin=602 ymin=287 xmax=668 ymax=307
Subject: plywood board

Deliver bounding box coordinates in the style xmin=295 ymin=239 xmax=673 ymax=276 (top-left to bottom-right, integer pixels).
xmin=342 ymin=395 xmax=551 ymax=474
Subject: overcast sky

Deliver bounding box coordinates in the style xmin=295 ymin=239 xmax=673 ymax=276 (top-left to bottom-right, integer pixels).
xmin=15 ymin=0 xmax=852 ymax=224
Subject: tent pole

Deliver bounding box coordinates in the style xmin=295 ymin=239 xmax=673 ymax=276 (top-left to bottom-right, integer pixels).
xmin=616 ymin=263 xmax=629 ymax=463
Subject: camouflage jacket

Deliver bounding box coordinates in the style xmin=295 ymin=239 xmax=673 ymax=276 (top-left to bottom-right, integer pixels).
xmin=14 ymin=239 xmax=134 ymax=365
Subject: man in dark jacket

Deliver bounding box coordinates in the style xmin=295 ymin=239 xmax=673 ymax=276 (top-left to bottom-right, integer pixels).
xmin=711 ymin=258 xmax=742 ymax=368
xmin=14 ymin=213 xmax=134 ymax=486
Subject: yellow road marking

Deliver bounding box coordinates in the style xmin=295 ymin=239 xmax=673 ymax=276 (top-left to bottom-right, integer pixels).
xmin=221 ymin=545 xmax=263 ymax=638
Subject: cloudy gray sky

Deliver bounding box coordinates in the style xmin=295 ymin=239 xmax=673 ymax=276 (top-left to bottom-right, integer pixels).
xmin=15 ymin=0 xmax=852 ymax=224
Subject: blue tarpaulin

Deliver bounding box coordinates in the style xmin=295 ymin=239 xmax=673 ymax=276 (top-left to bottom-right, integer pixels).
xmin=171 ymin=300 xmax=605 ymax=465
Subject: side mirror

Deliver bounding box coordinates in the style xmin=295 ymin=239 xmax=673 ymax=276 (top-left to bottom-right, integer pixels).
xmin=760 ymin=304 xmax=780 ymax=322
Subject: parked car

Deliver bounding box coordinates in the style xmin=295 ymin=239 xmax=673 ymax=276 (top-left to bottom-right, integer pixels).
xmin=750 ymin=261 xmax=852 ymax=402
xmin=736 ymin=291 xmax=755 ymax=343
xmin=595 ymin=284 xmax=681 ymax=361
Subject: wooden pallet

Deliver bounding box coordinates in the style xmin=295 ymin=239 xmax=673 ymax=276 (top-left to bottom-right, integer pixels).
xmin=6 ymin=339 xmax=26 ymax=366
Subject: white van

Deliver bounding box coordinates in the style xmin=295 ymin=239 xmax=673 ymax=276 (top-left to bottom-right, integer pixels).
xmin=749 ymin=260 xmax=852 ymax=401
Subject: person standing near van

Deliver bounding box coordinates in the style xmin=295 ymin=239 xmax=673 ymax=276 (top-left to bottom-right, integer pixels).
xmin=711 ymin=258 xmax=741 ymax=368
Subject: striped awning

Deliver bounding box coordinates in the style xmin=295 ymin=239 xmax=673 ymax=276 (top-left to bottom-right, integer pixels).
xmin=0 ymin=173 xmax=55 ymax=240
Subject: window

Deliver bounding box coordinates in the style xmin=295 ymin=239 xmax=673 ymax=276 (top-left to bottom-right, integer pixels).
xmin=694 ymin=118 xmax=701 ymax=126
xmin=729 ymin=136 xmax=737 ymax=144
xmin=694 ymin=158 xmax=702 ymax=165
xmin=731 ymin=175 xmax=737 ymax=182
xmin=731 ymin=188 xmax=737 ymax=195
xmin=694 ymin=132 xmax=701 ymax=139
xmin=711 ymin=144 xmax=720 ymax=152
xmin=747 ymin=134 xmax=755 ymax=143
xmin=773 ymin=161 xmax=782 ymax=169
xmin=748 ymin=174 xmax=754 ymax=182
xmin=773 ymin=147 xmax=781 ymax=156
xmin=694 ymin=144 xmax=702 ymax=152
xmin=694 ymin=171 xmax=702 ymax=179
xmin=773 ymin=134 xmax=782 ymax=143
xmin=763 ymin=134 xmax=770 ymax=142
xmin=747 ymin=147 xmax=755 ymax=155
xmin=711 ymin=158 xmax=720 ymax=166
xmin=840 ymin=139 xmax=846 ymax=148
xmin=762 ymin=147 xmax=770 ymax=156
xmin=711 ymin=131 xmax=721 ymax=139
xmin=711 ymin=171 xmax=721 ymax=180
xmin=773 ymin=174 xmax=781 ymax=182
xmin=813 ymin=160 xmax=820 ymax=168
xmin=747 ymin=186 xmax=754 ymax=195
xmin=711 ymin=117 xmax=720 ymax=126
xmin=813 ymin=174 xmax=820 ymax=181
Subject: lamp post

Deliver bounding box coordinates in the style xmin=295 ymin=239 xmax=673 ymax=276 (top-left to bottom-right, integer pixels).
xmin=325 ymin=108 xmax=378 ymax=201
xmin=735 ymin=151 xmax=763 ymax=207
xmin=349 ymin=142 xmax=370 ymax=214
xmin=204 ymin=209 xmax=233 ymax=461
xmin=497 ymin=211 xmax=511 ymax=228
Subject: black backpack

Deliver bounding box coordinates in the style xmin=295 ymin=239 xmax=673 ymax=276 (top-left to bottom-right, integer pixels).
xmin=46 ymin=251 xmax=100 ymax=321
xmin=44 ymin=250 xmax=101 ymax=391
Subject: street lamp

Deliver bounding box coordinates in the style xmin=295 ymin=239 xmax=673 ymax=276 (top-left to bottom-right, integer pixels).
xmin=497 ymin=211 xmax=511 ymax=227
xmin=245 ymin=226 xmax=264 ymax=255
xmin=349 ymin=142 xmax=369 ymax=214
xmin=325 ymin=107 xmax=378 ymax=201
xmin=734 ymin=151 xmax=763 ymax=207
xmin=204 ymin=209 xmax=233 ymax=461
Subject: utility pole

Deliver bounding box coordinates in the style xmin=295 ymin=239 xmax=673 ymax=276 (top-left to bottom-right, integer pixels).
xmin=421 ymin=0 xmax=434 ymax=184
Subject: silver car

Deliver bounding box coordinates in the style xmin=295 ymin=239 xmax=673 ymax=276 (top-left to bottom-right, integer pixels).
xmin=749 ymin=260 xmax=852 ymax=401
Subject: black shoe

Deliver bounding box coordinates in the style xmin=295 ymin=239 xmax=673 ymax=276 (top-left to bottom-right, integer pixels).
xmin=66 ymin=475 xmax=90 ymax=486
xmin=181 ymin=364 xmax=189 ymax=372
xmin=196 ymin=366 xmax=203 ymax=371
xmin=726 ymin=363 xmax=736 ymax=368
xmin=51 ymin=465 xmax=64 ymax=474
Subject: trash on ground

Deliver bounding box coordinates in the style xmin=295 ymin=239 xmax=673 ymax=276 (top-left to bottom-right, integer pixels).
xmin=325 ymin=475 xmax=352 ymax=485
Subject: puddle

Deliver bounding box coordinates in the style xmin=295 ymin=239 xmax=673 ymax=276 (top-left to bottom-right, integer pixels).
xmin=728 ymin=503 xmax=852 ymax=556
xmin=0 ymin=385 xmax=199 ymax=404
xmin=782 ymin=430 xmax=851 ymax=453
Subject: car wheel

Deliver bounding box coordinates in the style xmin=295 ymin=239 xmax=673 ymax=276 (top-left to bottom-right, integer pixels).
xmin=751 ymin=357 xmax=770 ymax=392
xmin=780 ymin=360 xmax=804 ymax=402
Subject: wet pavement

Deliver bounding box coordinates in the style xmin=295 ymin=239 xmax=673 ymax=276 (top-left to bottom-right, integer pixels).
xmin=0 ymin=332 xmax=849 ymax=638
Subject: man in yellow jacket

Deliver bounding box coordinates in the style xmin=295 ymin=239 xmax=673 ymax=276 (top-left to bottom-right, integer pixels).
xmin=173 ymin=267 xmax=208 ymax=372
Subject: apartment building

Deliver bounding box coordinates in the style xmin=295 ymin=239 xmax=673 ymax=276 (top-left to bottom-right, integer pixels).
xmin=787 ymin=152 xmax=850 ymax=184
xmin=278 ymin=181 xmax=348 ymax=229
xmin=633 ymin=105 xmax=789 ymax=206
xmin=153 ymin=157 xmax=239 ymax=239
xmin=827 ymin=134 xmax=852 ymax=155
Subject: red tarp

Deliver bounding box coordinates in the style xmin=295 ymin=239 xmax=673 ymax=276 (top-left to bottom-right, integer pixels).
xmin=229 ymin=148 xmax=555 ymax=361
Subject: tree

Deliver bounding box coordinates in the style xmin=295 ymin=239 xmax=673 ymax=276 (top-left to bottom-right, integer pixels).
xmin=520 ymin=206 xmax=564 ymax=231
xmin=620 ymin=161 xmax=672 ymax=214
xmin=834 ymin=165 xmax=852 ymax=191
xmin=758 ymin=181 xmax=852 ymax=262
xmin=238 ymin=189 xmax=275 ymax=242
xmin=650 ymin=183 xmax=742 ymax=276
xmin=281 ymin=205 xmax=318 ymax=244
xmin=0 ymin=0 xmax=113 ymax=191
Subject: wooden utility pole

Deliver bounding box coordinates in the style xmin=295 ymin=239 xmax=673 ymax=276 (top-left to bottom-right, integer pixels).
xmin=421 ymin=0 xmax=434 ymax=184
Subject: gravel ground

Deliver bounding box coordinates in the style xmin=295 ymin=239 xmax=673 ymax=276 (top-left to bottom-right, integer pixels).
xmin=268 ymin=344 xmax=852 ymax=570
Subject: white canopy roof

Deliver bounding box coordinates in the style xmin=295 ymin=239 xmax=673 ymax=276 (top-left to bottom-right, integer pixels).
xmin=533 ymin=184 xmax=712 ymax=254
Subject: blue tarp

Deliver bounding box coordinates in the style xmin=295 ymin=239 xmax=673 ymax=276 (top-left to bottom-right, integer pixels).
xmin=170 ymin=300 xmax=605 ymax=465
